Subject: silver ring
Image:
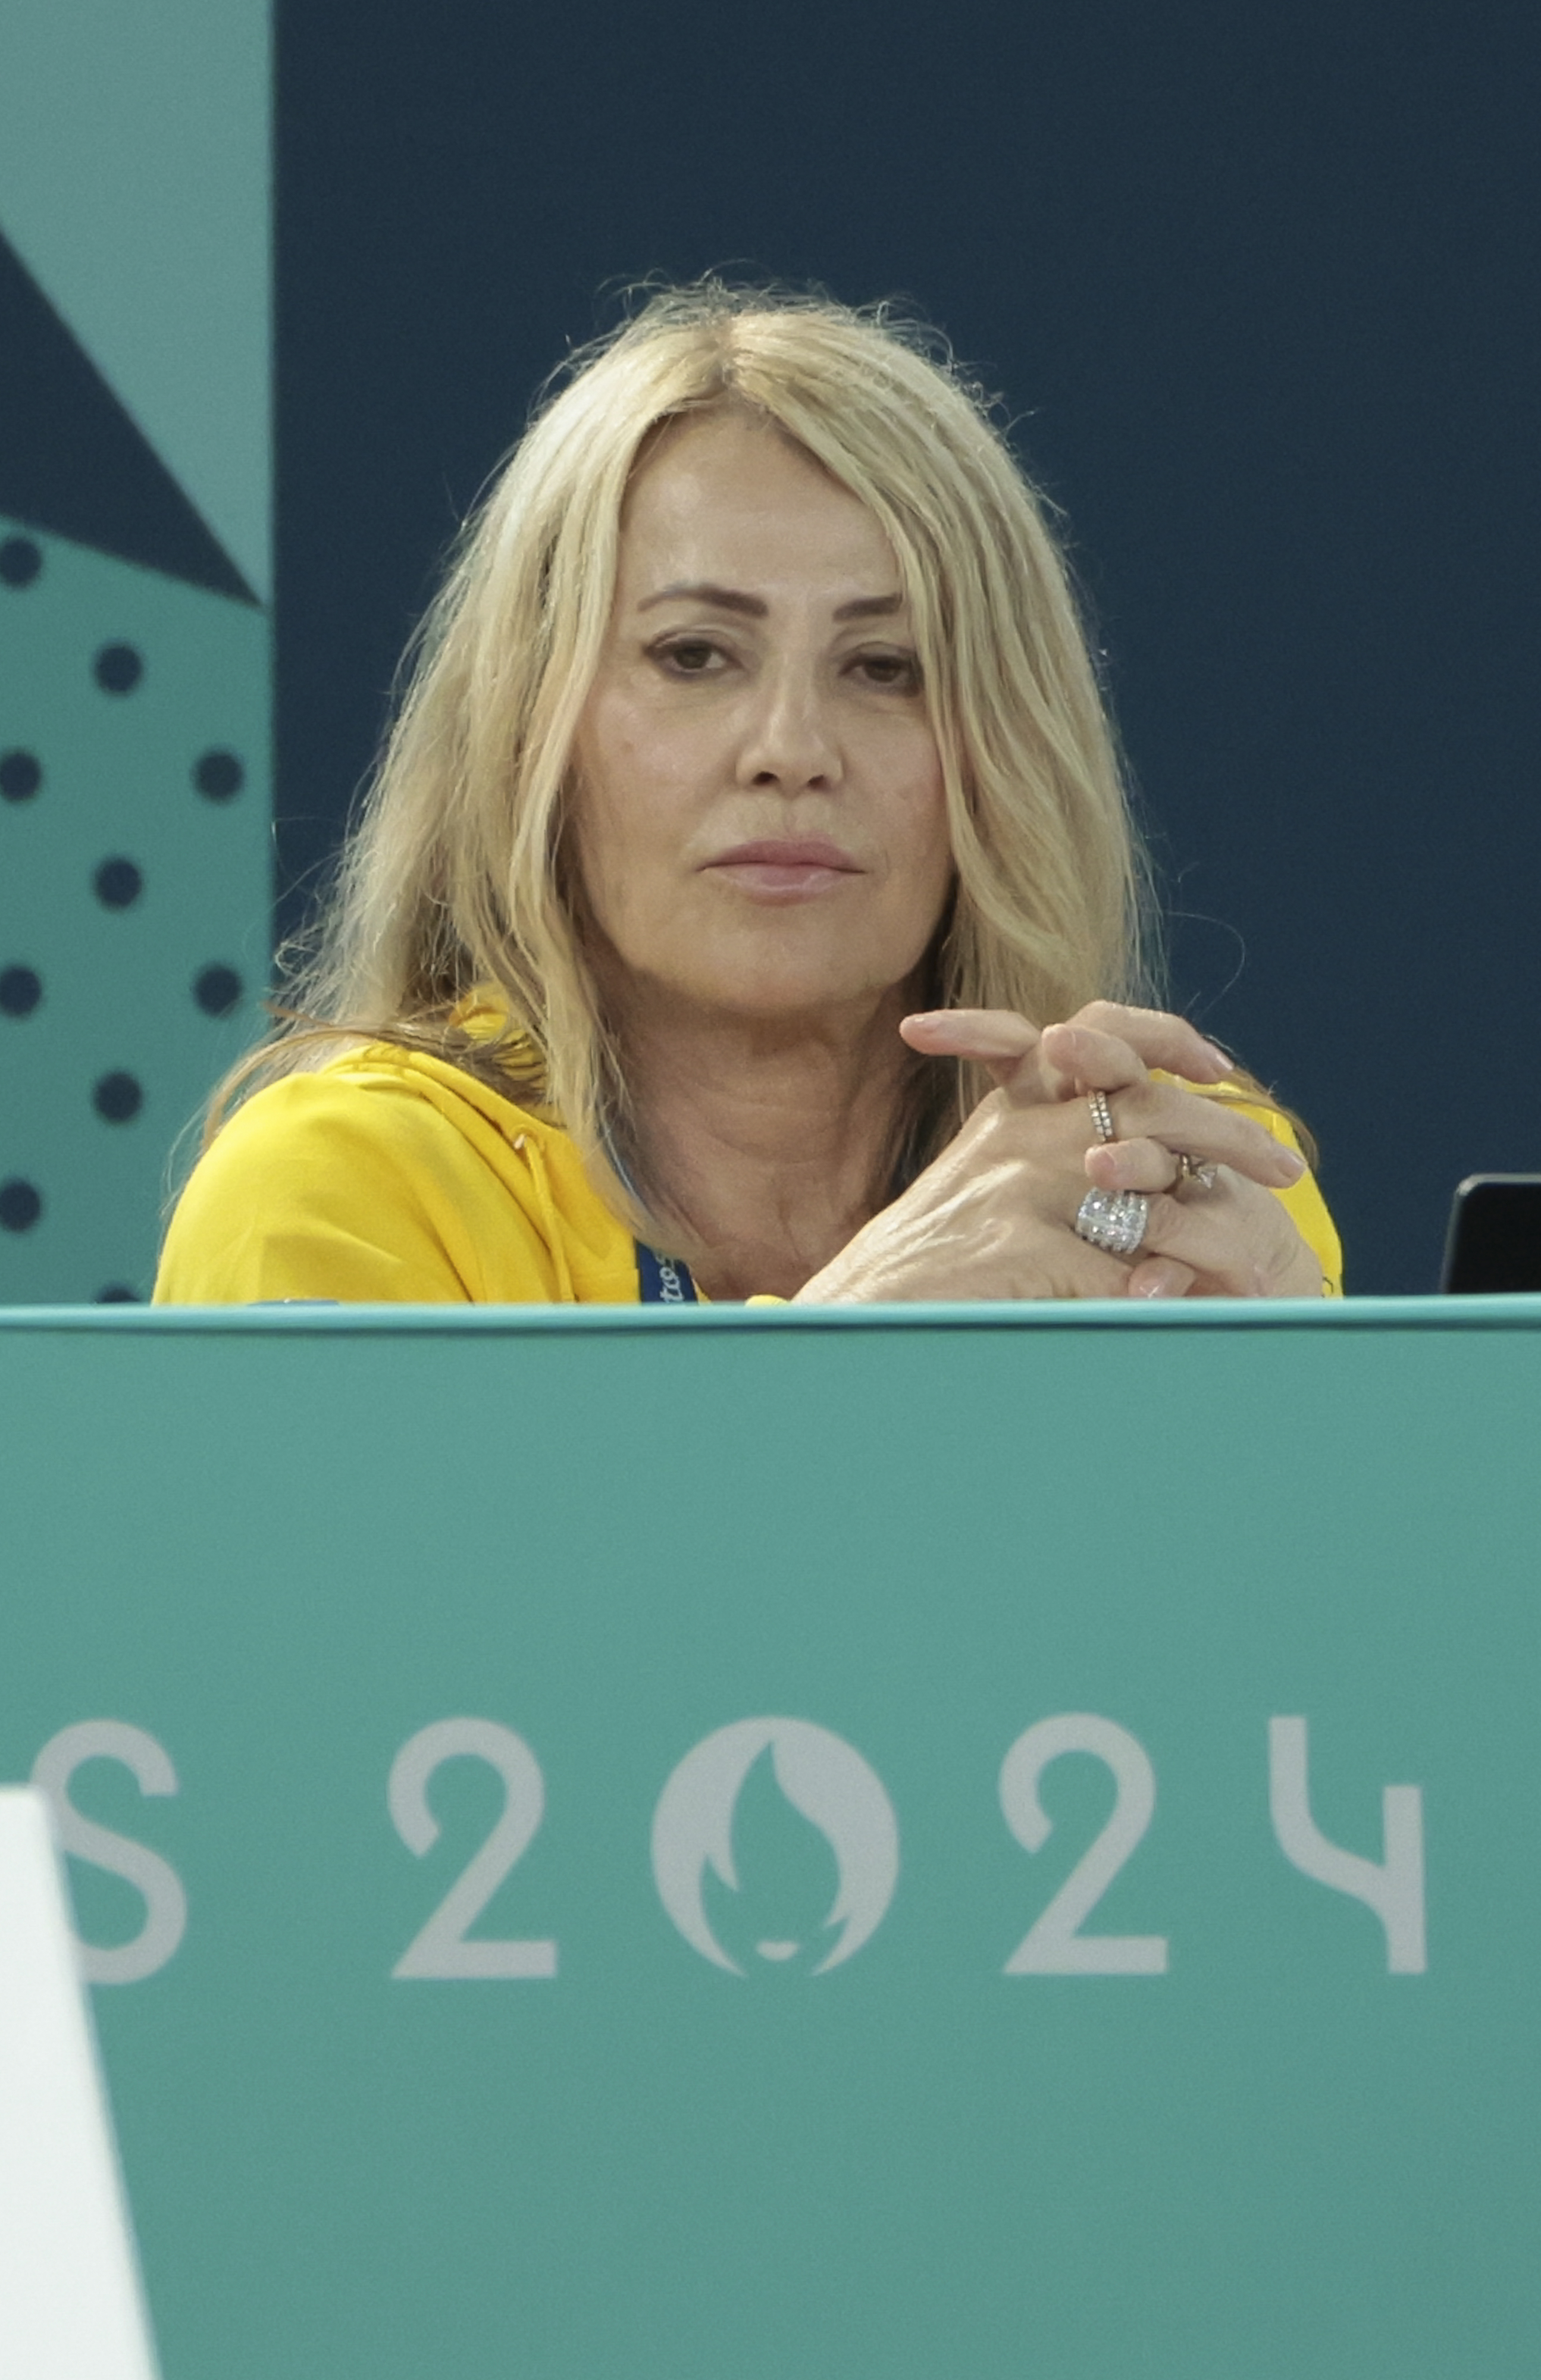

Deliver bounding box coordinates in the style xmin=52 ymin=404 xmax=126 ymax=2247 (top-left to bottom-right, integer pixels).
xmin=1088 ymin=1089 xmax=1116 ymax=1144
xmin=1172 ymin=1153 xmax=1220 ymax=1193
xmin=1074 ymin=1186 xmax=1150 ymax=1257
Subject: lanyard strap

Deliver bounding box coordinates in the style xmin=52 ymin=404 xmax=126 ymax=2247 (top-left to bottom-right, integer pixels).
xmin=635 ymin=1241 xmax=698 ymax=1303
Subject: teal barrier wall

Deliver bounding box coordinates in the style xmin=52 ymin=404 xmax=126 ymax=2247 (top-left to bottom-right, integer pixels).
xmin=1 ymin=1298 xmax=1536 ymax=2378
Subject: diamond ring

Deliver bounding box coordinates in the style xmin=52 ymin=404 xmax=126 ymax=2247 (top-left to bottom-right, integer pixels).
xmin=1074 ymin=1186 xmax=1150 ymax=1257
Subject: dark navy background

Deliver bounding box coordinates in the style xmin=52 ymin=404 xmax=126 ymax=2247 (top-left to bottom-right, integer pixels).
xmin=275 ymin=0 xmax=1540 ymax=1292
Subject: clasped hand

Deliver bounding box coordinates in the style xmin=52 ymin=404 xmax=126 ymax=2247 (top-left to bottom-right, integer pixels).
xmin=795 ymin=1001 xmax=1323 ymax=1305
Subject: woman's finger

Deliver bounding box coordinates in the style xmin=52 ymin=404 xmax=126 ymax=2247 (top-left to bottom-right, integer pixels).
xmin=1035 ymin=1020 xmax=1148 ymax=1102
xmin=1085 ymin=1137 xmax=1192 ymax=1195
xmin=1035 ymin=1014 xmax=1230 ymax=1107
xmin=899 ymin=1007 xmax=1041 ymax=1089
xmin=904 ymin=1012 xmax=1304 ymax=1192
xmin=1046 ymin=1005 xmax=1233 ymax=1087
xmin=900 ymin=1004 xmax=1234 ymax=1104
xmin=1132 ymin=1180 xmax=1321 ymax=1297
xmin=902 ymin=1011 xmax=1152 ymax=1107
xmin=1125 ymin=1254 xmax=1198 ymax=1300
xmin=1084 ymin=1082 xmax=1305 ymax=1190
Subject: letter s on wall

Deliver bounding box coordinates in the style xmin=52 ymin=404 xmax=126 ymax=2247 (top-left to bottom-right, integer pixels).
xmin=31 ymin=1721 xmax=187 ymax=1984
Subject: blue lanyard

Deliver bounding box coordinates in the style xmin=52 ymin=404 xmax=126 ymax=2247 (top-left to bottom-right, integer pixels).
xmin=256 ymin=1252 xmax=698 ymax=1307
xmin=635 ymin=1242 xmax=697 ymax=1303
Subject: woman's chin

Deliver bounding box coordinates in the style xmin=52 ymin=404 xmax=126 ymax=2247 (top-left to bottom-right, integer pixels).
xmin=634 ymin=955 xmax=901 ymax=1024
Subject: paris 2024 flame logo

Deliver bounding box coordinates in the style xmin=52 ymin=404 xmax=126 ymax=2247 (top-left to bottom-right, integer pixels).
xmin=650 ymin=1718 xmax=900 ymax=1975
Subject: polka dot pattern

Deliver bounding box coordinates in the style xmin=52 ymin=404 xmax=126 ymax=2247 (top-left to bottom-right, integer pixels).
xmin=94 ymin=856 xmax=145 ymax=909
xmin=195 ymin=964 xmax=244 ymax=1016
xmin=1 ymin=524 xmax=267 ymax=1299
xmin=194 ymin=749 xmax=245 ymax=800
xmin=0 ymin=1179 xmax=43 ymax=1232
xmin=93 ymin=1072 xmax=145 ymax=1123
xmin=0 ymin=537 xmax=42 ymax=588
xmin=93 ymin=642 xmax=145 ymax=694
xmin=0 ymin=967 xmax=43 ymax=1017
xmin=0 ymin=750 xmax=42 ymax=801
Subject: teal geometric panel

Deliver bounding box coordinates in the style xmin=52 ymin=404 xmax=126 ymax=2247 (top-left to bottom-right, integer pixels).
xmin=0 ymin=231 xmax=256 ymax=602
xmin=0 ymin=521 xmax=270 ymax=1301
xmin=0 ymin=0 xmax=272 ymax=597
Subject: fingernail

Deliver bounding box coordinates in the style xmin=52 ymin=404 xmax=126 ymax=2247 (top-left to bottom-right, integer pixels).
xmin=1277 ymin=1147 xmax=1307 ymax=1180
xmin=1203 ymin=1040 xmax=1234 ymax=1072
xmin=1135 ymin=1274 xmax=1175 ymax=1299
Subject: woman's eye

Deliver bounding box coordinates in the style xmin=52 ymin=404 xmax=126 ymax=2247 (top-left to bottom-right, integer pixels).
xmin=654 ymin=637 xmax=725 ymax=676
xmin=854 ymin=651 xmax=922 ymax=693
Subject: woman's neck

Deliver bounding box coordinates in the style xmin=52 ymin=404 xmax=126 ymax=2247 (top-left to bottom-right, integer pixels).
xmin=616 ymin=987 xmax=919 ymax=1301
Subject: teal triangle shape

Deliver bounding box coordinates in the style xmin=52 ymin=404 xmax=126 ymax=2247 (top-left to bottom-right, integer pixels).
xmin=0 ymin=227 xmax=256 ymax=603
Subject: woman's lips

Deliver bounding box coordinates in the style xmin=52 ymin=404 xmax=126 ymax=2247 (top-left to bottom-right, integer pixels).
xmin=703 ymin=839 xmax=864 ymax=897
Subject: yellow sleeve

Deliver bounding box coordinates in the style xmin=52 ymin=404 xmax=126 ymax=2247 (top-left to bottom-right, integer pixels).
xmin=154 ymin=1073 xmax=566 ymax=1305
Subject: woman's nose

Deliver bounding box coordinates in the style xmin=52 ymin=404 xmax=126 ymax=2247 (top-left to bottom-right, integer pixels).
xmin=734 ymin=661 xmax=842 ymax=791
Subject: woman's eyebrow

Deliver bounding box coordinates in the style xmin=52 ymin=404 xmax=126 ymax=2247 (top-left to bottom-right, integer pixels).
xmin=636 ymin=581 xmax=904 ymax=620
xmin=833 ymin=593 xmax=903 ymax=621
xmin=638 ymin=581 xmax=766 ymax=616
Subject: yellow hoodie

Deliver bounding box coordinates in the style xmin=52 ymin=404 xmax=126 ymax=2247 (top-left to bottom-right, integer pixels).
xmin=154 ymin=1041 xmax=1343 ymax=1304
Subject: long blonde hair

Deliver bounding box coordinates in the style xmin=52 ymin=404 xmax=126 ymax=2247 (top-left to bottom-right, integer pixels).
xmin=219 ymin=281 xmax=1160 ymax=1229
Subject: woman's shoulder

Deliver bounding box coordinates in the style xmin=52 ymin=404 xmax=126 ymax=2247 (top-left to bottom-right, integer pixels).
xmin=206 ymin=1032 xmax=565 ymax=1151
xmin=320 ymin=1035 xmax=557 ymax=1134
xmin=154 ymin=1042 xmax=635 ymax=1305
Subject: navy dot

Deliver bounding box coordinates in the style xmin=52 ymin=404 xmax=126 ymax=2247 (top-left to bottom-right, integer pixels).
xmin=194 ymin=963 xmax=243 ymax=1016
xmin=93 ymin=1072 xmax=143 ymax=1123
xmin=0 ymin=537 xmax=42 ymax=588
xmin=96 ymin=1284 xmax=141 ymax=1304
xmin=0 ymin=967 xmax=42 ymax=1017
xmin=193 ymin=748 xmax=245 ymax=800
xmin=0 ymin=750 xmax=42 ymax=802
xmin=94 ymin=857 xmax=143 ymax=909
xmin=94 ymin=643 xmax=143 ymax=694
xmin=0 ymin=1179 xmax=42 ymax=1232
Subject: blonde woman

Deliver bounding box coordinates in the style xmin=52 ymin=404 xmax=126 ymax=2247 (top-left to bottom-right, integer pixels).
xmin=155 ymin=286 xmax=1340 ymax=1307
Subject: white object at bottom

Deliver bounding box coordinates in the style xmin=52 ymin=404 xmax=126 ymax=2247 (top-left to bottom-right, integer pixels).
xmin=0 ymin=1786 xmax=161 ymax=2380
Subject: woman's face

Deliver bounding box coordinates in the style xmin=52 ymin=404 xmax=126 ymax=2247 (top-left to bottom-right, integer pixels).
xmin=571 ymin=409 xmax=954 ymax=1026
